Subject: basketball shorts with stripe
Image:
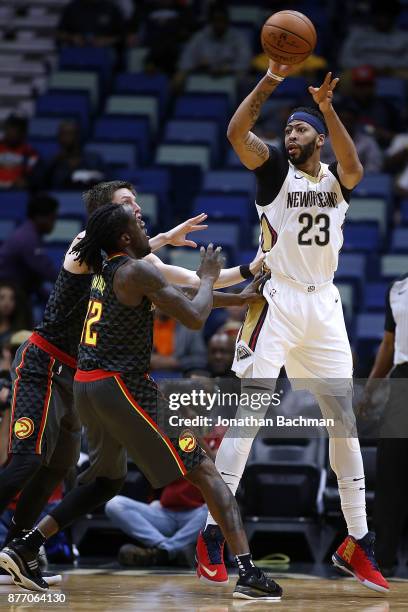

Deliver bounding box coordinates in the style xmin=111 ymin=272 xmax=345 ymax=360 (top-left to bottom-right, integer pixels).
xmin=73 ymin=373 xmax=205 ymax=489
xmin=9 ymin=341 xmax=81 ymax=468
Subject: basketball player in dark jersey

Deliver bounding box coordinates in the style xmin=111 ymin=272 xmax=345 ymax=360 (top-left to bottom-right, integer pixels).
xmin=1 ymin=204 xmax=282 ymax=601
xmin=0 ymin=189 xmax=212 ymax=585
xmin=0 ymin=180 xmax=262 ymax=587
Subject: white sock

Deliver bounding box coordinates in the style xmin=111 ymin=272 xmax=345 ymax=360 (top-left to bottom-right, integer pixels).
xmin=329 ymin=437 xmax=368 ymax=540
xmin=205 ymin=436 xmax=254 ymax=528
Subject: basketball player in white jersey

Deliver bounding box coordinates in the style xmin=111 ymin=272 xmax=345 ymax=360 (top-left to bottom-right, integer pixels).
xmin=195 ymin=62 xmax=389 ymax=594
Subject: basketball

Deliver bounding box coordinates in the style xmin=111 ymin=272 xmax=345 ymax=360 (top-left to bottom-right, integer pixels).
xmin=261 ymin=10 xmax=317 ymax=65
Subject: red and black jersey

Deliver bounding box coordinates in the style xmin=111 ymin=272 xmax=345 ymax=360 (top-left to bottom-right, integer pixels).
xmin=77 ymin=254 xmax=153 ymax=375
xmin=34 ymin=267 xmax=92 ymax=363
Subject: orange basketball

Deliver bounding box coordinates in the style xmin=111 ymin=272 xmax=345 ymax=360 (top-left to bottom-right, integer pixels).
xmin=261 ymin=10 xmax=317 ymax=65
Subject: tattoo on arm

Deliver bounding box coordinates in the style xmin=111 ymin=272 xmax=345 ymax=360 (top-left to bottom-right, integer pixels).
xmin=243 ymin=132 xmax=269 ymax=161
xmin=248 ymin=91 xmax=270 ymax=124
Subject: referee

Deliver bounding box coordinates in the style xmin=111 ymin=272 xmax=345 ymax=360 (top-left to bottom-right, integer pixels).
xmin=361 ymin=273 xmax=408 ymax=576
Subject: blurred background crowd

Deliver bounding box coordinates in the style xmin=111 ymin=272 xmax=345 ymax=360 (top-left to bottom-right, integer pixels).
xmin=0 ymin=0 xmax=407 ymax=572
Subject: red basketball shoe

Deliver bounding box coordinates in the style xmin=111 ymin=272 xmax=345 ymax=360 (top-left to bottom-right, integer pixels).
xmin=332 ymin=531 xmax=389 ymax=593
xmin=196 ymin=526 xmax=228 ymax=585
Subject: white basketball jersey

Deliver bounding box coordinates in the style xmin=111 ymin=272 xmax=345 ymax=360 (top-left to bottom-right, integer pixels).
xmin=254 ymin=147 xmax=351 ymax=285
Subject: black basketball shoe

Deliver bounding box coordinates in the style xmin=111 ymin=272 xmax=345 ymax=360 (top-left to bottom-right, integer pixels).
xmin=233 ymin=568 xmax=283 ymax=600
xmin=0 ymin=538 xmax=49 ymax=591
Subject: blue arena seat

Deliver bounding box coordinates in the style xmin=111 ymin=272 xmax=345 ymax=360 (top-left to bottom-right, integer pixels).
xmin=109 ymin=167 xmax=170 ymax=199
xmin=29 ymin=117 xmax=71 ymax=139
xmin=364 ymin=282 xmax=388 ymax=311
xmin=273 ymin=77 xmax=308 ymax=99
xmin=335 ymin=253 xmax=367 ymax=302
xmin=59 ymin=46 xmax=114 ymax=87
xmin=49 ymin=192 xmax=85 ymax=217
xmin=29 ymin=139 xmax=59 ymax=160
xmin=353 ymin=174 xmax=393 ymax=201
xmin=356 ymin=313 xmax=384 ymax=340
xmin=163 ymin=120 xmax=220 ymax=163
xmin=93 ymin=116 xmax=150 ymax=162
xmin=45 ymin=218 xmax=83 ymax=244
xmin=342 ymin=222 xmax=380 ymax=252
xmin=0 ymin=191 xmax=28 ymax=220
xmin=195 ymin=222 xmax=240 ymax=252
xmin=192 ymin=194 xmax=249 ymax=223
xmin=45 ymin=244 xmax=69 ymax=269
xmin=36 ymin=92 xmax=91 ymax=134
xmin=202 ymin=170 xmax=255 ymax=196
xmin=114 ymin=73 xmax=168 ymax=112
xmin=173 ymin=94 xmax=229 ymax=126
xmin=85 ymin=142 xmax=137 ymax=169
xmin=390 ymin=227 xmax=408 ymax=253
xmin=226 ymin=148 xmax=243 ymax=168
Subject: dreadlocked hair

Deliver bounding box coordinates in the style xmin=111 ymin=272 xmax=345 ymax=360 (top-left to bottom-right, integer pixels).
xmin=82 ymin=180 xmax=136 ymax=215
xmin=71 ymin=204 xmax=130 ymax=273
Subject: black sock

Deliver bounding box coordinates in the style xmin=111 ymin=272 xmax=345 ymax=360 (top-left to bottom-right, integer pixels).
xmin=236 ymin=553 xmax=255 ymax=575
xmin=4 ymin=519 xmax=28 ymax=546
xmin=22 ymin=528 xmax=46 ymax=552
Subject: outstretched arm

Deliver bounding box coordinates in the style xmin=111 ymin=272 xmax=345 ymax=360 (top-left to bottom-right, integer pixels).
xmin=144 ymin=253 xmax=264 ymax=288
xmin=227 ymin=60 xmax=296 ymax=170
xmin=308 ymin=72 xmax=363 ymax=189
xmin=148 ymin=213 xmax=208 ymax=251
xmin=115 ymin=246 xmax=224 ymax=330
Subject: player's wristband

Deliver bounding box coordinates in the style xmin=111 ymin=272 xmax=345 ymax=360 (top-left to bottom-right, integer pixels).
xmin=239 ymin=264 xmax=254 ymax=280
xmin=266 ymin=69 xmax=285 ymax=82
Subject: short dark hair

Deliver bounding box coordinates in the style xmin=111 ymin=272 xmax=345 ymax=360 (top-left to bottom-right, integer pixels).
xmin=83 ymin=180 xmax=136 ymax=215
xmin=27 ymin=194 xmax=58 ymax=219
xmin=71 ymin=203 xmax=130 ymax=273
xmin=290 ymin=106 xmax=328 ymax=135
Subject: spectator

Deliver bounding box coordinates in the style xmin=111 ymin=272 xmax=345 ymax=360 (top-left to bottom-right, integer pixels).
xmin=321 ymin=102 xmax=383 ymax=173
xmin=340 ymin=0 xmax=408 ymax=74
xmin=151 ymin=307 xmax=207 ymax=374
xmin=384 ymin=132 xmax=408 ymax=196
xmin=173 ymin=3 xmax=251 ymax=90
xmin=0 ymin=116 xmax=38 ymax=190
xmin=42 ymin=121 xmax=105 ymax=190
xmin=57 ymin=0 xmax=125 ymax=48
xmin=0 ymin=284 xmax=29 ymax=347
xmin=0 ymin=194 xmax=58 ymax=300
xmin=134 ymin=1 xmax=195 ymax=74
xmin=207 ymin=331 xmax=237 ymax=378
xmin=105 ymin=477 xmax=207 ymax=567
xmin=344 ymin=66 xmax=399 ymax=148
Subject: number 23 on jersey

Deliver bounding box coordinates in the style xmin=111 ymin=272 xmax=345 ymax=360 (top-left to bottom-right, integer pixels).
xmin=81 ymin=299 xmax=103 ymax=346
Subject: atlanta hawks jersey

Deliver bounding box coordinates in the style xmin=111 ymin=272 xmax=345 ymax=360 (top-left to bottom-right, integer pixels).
xmin=254 ymin=146 xmax=352 ymax=285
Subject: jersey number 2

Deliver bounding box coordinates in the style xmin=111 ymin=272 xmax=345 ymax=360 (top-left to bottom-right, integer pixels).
xmin=298 ymin=213 xmax=330 ymax=246
xmin=82 ymin=300 xmax=103 ymax=346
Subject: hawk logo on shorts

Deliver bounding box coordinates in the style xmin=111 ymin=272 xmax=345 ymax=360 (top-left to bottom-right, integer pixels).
xmin=179 ymin=430 xmax=197 ymax=453
xmin=14 ymin=417 xmax=34 ymax=439
xmin=236 ymin=345 xmax=252 ymax=361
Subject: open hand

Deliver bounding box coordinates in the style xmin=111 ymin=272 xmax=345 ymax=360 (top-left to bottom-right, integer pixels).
xmin=164 ymin=213 xmax=208 ymax=248
xmin=308 ymin=72 xmax=339 ymax=113
xmin=267 ymin=59 xmax=298 ymax=79
xmin=197 ymin=244 xmax=225 ymax=281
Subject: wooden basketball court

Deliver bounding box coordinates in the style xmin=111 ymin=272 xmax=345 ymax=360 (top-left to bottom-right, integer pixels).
xmin=1 ymin=569 xmax=407 ymax=610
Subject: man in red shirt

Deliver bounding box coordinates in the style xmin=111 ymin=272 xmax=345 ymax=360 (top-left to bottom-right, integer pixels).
xmin=0 ymin=116 xmax=38 ymax=190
